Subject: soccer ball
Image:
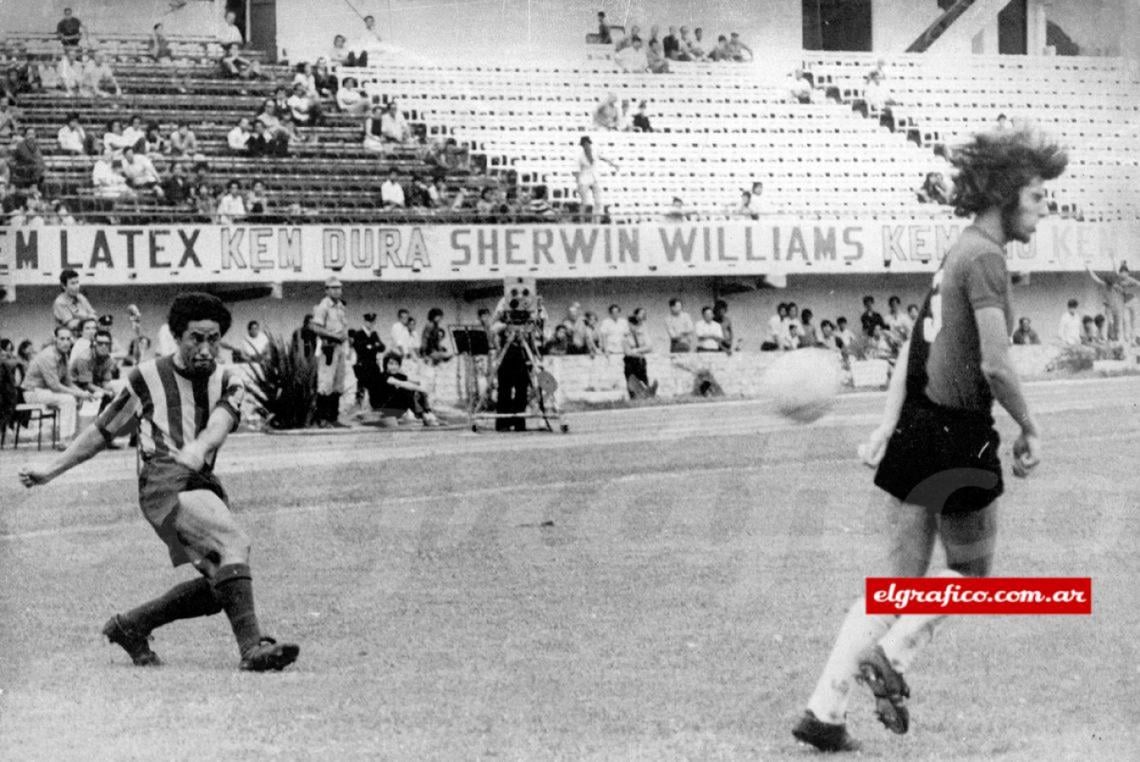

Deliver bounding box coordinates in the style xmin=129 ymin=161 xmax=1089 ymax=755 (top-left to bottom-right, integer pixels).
xmin=762 ymin=349 xmax=842 ymax=423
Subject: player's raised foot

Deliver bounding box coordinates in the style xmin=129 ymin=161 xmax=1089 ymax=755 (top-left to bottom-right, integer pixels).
xmin=792 ymin=710 xmax=862 ymax=752
xmin=102 ymin=614 xmax=161 ymax=667
xmin=856 ymin=644 xmax=910 ymax=734
xmin=239 ymin=637 xmax=300 ymax=672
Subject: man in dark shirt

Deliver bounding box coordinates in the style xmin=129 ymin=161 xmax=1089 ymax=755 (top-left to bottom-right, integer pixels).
xmin=374 ymin=353 xmax=440 ymax=426
xmin=56 ymin=8 xmax=85 ymax=48
xmin=349 ymin=312 xmax=385 ymax=410
xmin=1010 ymin=317 xmax=1040 ymax=345
xmin=662 ymin=27 xmax=681 ymax=59
xmin=860 ymin=295 xmax=887 ymax=338
xmin=713 ymin=299 xmax=734 ymax=352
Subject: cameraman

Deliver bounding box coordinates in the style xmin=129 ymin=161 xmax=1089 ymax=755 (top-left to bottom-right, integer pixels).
xmin=490 ymin=291 xmax=546 ymax=432
xmin=312 ymin=277 xmax=348 ymax=427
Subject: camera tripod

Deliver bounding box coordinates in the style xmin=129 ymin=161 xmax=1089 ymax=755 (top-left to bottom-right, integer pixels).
xmin=459 ymin=322 xmax=569 ymax=434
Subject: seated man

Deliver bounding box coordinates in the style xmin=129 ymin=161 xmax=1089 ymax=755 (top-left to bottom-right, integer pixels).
xmin=21 ymin=325 xmax=94 ymax=444
xmin=615 ymin=38 xmax=648 ymax=73
xmin=219 ymin=44 xmax=263 ymax=80
xmin=228 ymin=117 xmax=252 ymax=153
xmin=92 ymin=156 xmax=134 ymax=199
xmin=219 ymin=10 xmax=245 ymax=46
xmin=593 ymin=93 xmax=620 ymax=130
xmin=371 ymin=353 xmax=440 ymax=426
xmin=56 ymin=7 xmax=86 ymax=48
xmin=68 ymin=328 xmax=118 ymax=410
xmin=57 ymin=47 xmax=83 ymax=96
xmin=119 ymin=146 xmax=161 ymax=193
xmin=727 ymin=32 xmax=753 ymax=62
xmin=708 ymin=35 xmax=733 ymax=61
xmin=1011 ymin=317 xmax=1040 ymax=345
xmin=82 ymin=51 xmax=122 ymax=98
xmin=379 ymin=168 xmax=406 ymax=208
xmin=379 ymin=101 xmax=410 ymax=143
xmin=286 ymin=82 xmax=322 ymax=126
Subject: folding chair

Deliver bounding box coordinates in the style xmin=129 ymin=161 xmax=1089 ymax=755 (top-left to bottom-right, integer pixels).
xmin=4 ymin=389 xmax=61 ymax=450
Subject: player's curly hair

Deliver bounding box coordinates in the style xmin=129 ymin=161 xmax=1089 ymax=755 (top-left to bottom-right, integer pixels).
xmin=948 ymin=123 xmax=1068 ymax=218
xmin=168 ymin=292 xmax=232 ymax=338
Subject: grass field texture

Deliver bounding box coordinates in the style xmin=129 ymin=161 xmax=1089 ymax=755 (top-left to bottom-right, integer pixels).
xmin=1 ymin=378 xmax=1137 ymax=761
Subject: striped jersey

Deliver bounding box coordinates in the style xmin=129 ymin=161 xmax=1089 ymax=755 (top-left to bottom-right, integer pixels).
xmin=96 ymin=356 xmax=244 ymax=468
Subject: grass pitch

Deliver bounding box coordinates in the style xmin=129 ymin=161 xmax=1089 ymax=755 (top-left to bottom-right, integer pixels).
xmin=1 ymin=378 xmax=1137 ymax=761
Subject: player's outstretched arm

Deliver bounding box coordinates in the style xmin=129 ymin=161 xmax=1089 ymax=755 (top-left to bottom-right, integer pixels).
xmin=1085 ymin=263 xmax=1106 ymax=286
xmin=18 ymin=425 xmax=109 ymax=488
xmin=859 ymin=337 xmax=910 ymax=467
xmin=976 ymin=307 xmax=1039 ymax=477
xmin=174 ymin=405 xmax=237 ymax=472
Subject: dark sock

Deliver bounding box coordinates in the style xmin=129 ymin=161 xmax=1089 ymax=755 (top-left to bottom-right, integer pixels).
xmin=315 ymin=394 xmax=329 ymax=423
xmin=122 ymin=577 xmax=222 ymax=634
xmin=330 ymin=394 xmax=341 ymax=421
xmin=211 ymin=563 xmax=262 ymax=658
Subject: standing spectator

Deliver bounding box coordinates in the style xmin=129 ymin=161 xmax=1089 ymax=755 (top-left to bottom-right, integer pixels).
xmin=596 ymin=11 xmax=612 ymax=44
xmin=885 ymin=295 xmax=912 ymax=343
xmin=1011 ymin=317 xmax=1040 ymax=345
xmin=380 ymin=168 xmax=406 ymax=208
xmin=227 ymin=117 xmax=253 ymax=153
xmin=390 ymin=309 xmax=416 ymax=358
xmin=240 ymin=320 xmax=270 ymax=360
xmin=583 ymin=311 xmax=603 ymax=355
xmin=10 ymin=126 xmax=45 ymax=188
xmin=420 ymin=308 xmax=453 ymax=365
xmin=835 ymin=316 xmax=857 ymax=351
xmin=219 ymin=10 xmax=245 ymax=46
xmin=149 ymin=22 xmax=174 ymax=62
xmin=1087 ymin=262 xmax=1139 ymax=345
xmin=544 ymin=326 xmax=572 ymax=356
xmin=666 ymin=298 xmax=695 ymax=353
xmin=560 ymin=302 xmax=589 ymax=354
xmin=763 ymin=303 xmax=789 ymax=351
xmin=799 ymin=308 xmax=820 ymax=347
xmin=56 ymin=7 xmax=86 ymax=48
xmin=727 ymin=32 xmax=754 ymax=61
xmin=859 ymin=295 xmax=886 ymax=338
xmin=52 ymin=269 xmax=96 ymax=328
xmin=311 ymin=277 xmax=349 ymax=428
xmin=622 ymin=307 xmax=656 ymax=398
xmin=20 ymin=326 xmax=92 ymax=444
xmin=695 ymin=306 xmax=724 ymax=352
xmin=575 ymin=136 xmax=618 ymax=223
xmin=291 ymin=314 xmax=317 ymax=358
xmin=83 ymin=51 xmax=123 ymax=98
xmin=348 ymin=313 xmax=385 ymax=410
xmin=713 ymin=299 xmax=735 ymax=352
xmin=598 ymin=304 xmax=628 ymax=355
xmin=1057 ymin=298 xmax=1082 ymax=346
xmin=57 ymin=112 xmax=95 ymax=155
xmin=216 ymin=180 xmax=247 ymax=224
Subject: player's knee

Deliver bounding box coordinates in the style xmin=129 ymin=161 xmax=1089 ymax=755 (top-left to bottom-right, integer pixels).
xmin=947 ymin=555 xmax=991 ymax=577
xmin=216 ymin=527 xmax=251 ymax=561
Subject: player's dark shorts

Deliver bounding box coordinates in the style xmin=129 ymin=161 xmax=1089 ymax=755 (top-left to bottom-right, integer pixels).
xmin=138 ymin=458 xmax=229 ymax=567
xmin=874 ymin=396 xmax=1003 ymax=514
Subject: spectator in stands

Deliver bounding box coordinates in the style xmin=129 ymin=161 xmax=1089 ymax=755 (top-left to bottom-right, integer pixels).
xmin=576 ymin=136 xmax=618 ymax=223
xmin=616 ymin=38 xmax=649 ymax=73
xmin=380 ymin=100 xmax=411 ymax=144
xmin=599 ymin=304 xmax=627 ymax=355
xmin=859 ymin=295 xmax=886 ymax=337
xmin=83 ymin=51 xmax=122 ymax=98
xmin=677 ymin=27 xmax=698 ymax=61
xmin=1057 ymin=298 xmax=1082 ymax=346
xmin=217 ymin=180 xmax=247 ymax=224
xmin=835 ymin=316 xmax=856 ymax=351
xmin=632 ymin=101 xmax=652 ymax=132
xmin=228 ymin=117 xmax=252 ymax=153
xmin=790 ymin=70 xmax=813 ymax=103
xmin=149 ymin=22 xmax=173 ymax=62
xmin=293 ymin=62 xmax=318 ymax=97
xmin=580 ymin=311 xmax=602 ymax=356
xmin=689 ymin=28 xmax=709 ymax=60
xmin=57 ymin=112 xmax=95 ymax=155
xmin=219 ymin=43 xmax=264 ymax=80
xmin=473 ymin=187 xmax=496 ymax=216
xmin=714 ymin=299 xmax=735 ymax=352
xmin=664 ymin=298 xmax=695 ymax=353
xmin=169 ymin=122 xmax=202 ymax=158
xmin=373 ymin=353 xmax=441 ymax=427
xmin=862 ymin=69 xmax=893 ymax=114
xmin=996 ymin=113 xmax=1011 ymax=131
xmin=347 ymin=15 xmax=382 ymax=67
xmin=646 ymin=39 xmax=670 ymax=73
xmin=336 ymin=76 xmax=369 ymax=115
xmin=405 ymin=173 xmax=432 ymax=209
xmin=695 ymin=306 xmax=724 ymax=352
xmin=122 ymin=115 xmax=147 ymax=151
xmin=21 ymin=325 xmax=93 ymax=445
xmin=57 ymin=47 xmax=82 ymax=96
xmin=45 ymin=199 xmax=76 ymax=225
xmin=220 ymin=10 xmax=245 ymax=46
xmin=380 ymin=168 xmax=406 ymax=209
xmin=663 ymin=27 xmax=682 ymax=60
xmin=143 ymin=122 xmax=168 ymax=156
xmin=1011 ymin=317 xmax=1040 ymax=345
xmin=10 ymin=126 xmax=45 ymax=189
xmin=596 ymin=11 xmax=612 ymax=44
xmin=426 ymin=175 xmax=449 ymax=208
xmin=525 ymin=184 xmax=556 ymax=218
xmin=799 ymin=308 xmax=820 ymax=347
xmin=362 ymin=104 xmax=387 ymax=152
xmin=329 ymin=34 xmax=350 ymax=66
xmin=193 ymin=183 xmax=218 ymax=222
xmin=101 ymin=118 xmax=133 ymax=158
xmin=287 ymin=81 xmax=323 ymax=132
xmin=252 ymin=103 xmax=291 ymax=156
xmin=161 ymin=161 xmax=191 ymax=206
xmin=917 ymin=171 xmax=952 ymax=204
xmin=731 ymin=189 xmax=756 ymax=219
xmin=56 ymin=8 xmax=86 ymax=49
xmin=0 ymin=96 xmax=18 ymax=144
xmin=727 ymin=32 xmax=753 ymax=62
xmin=92 ymin=155 xmax=132 ymax=199
xmin=245 ymin=180 xmax=269 ymax=220
xmin=420 ymin=308 xmax=453 ymax=365
xmin=709 ymin=35 xmax=733 ymax=61
xmin=313 ymin=58 xmax=338 ymax=99
xmin=593 ymin=93 xmax=621 ymax=130
xmin=663 ymin=196 xmax=690 ymax=222
xmin=119 ymin=146 xmax=161 ymax=194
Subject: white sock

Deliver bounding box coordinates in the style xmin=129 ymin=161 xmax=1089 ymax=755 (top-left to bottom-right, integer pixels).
xmin=878 ymin=569 xmax=964 ymax=673
xmin=806 ymin=597 xmax=895 ymax=724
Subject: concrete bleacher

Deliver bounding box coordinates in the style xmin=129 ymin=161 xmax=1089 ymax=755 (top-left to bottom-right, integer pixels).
xmin=801 ymin=51 xmax=1140 ymax=222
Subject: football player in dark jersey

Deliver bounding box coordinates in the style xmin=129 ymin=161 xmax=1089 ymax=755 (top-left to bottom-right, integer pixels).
xmin=793 ymin=125 xmax=1067 ymax=752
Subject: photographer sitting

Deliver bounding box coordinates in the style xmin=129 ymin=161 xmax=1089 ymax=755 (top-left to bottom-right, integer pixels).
xmin=374 ymin=352 xmax=440 ymax=427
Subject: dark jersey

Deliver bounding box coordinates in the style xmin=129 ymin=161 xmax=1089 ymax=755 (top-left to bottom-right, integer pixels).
xmin=905 ymin=226 xmax=1013 ymax=412
xmin=350 ymin=329 xmax=385 ymax=367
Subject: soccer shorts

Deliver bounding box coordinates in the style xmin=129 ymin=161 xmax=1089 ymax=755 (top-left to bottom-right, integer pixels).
xmin=138 ymin=459 xmax=230 ymax=567
xmin=874 ymin=396 xmax=1003 ymax=515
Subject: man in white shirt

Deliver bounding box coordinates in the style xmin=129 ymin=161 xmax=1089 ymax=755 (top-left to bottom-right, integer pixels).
xmin=92 ymin=157 xmax=133 ymax=199
xmin=119 ymin=147 xmax=160 ymax=191
xmin=598 ymin=304 xmax=628 ymax=355
xmin=695 ymin=306 xmax=725 ymax=352
xmin=615 ymin=38 xmax=649 ymax=73
xmin=390 ymin=309 xmax=416 ymax=357
xmin=286 ymin=83 xmax=319 ymax=126
xmin=379 ymin=101 xmax=409 ymax=143
xmin=57 ymin=112 xmax=90 ymax=154
xmin=228 ymin=118 xmax=252 ymax=153
xmin=665 ymin=298 xmax=695 ymax=353
xmin=765 ymin=303 xmax=789 ymax=350
xmin=121 ymin=115 xmax=146 ymax=151
xmin=835 ymin=316 xmax=857 ymax=352
xmin=83 ymin=51 xmax=121 ymax=98
xmin=1057 ymin=298 xmax=1083 ymax=345
xmin=241 ymin=320 xmax=270 ymax=359
xmin=380 ymin=168 xmax=406 ymax=208
xmin=216 ymin=180 xmax=247 ymax=224
xmin=348 ymin=15 xmax=382 ymax=66
xmin=219 ymin=10 xmax=244 ymax=46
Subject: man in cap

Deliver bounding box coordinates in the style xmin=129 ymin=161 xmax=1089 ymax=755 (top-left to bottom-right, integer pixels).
xmin=349 ymin=312 xmax=385 ymax=411
xmin=311 ymin=277 xmax=349 ymax=427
